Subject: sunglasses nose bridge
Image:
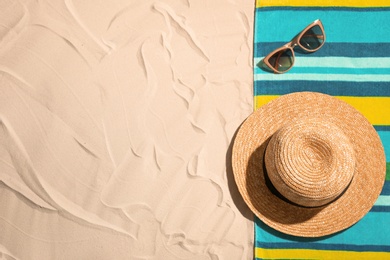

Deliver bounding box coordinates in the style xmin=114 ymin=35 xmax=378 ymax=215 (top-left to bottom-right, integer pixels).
xmin=284 ymin=41 xmax=299 ymax=54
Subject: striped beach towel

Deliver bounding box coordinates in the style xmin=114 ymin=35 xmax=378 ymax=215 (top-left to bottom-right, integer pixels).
xmin=254 ymin=0 xmax=390 ymax=259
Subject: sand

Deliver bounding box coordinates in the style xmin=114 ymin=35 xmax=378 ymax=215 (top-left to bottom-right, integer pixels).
xmin=0 ymin=0 xmax=254 ymax=259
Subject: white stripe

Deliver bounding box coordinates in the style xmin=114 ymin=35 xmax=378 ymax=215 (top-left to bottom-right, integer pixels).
xmin=254 ymin=57 xmax=390 ymax=68
xmin=375 ymin=195 xmax=390 ymax=206
xmin=254 ymin=73 xmax=390 ymax=82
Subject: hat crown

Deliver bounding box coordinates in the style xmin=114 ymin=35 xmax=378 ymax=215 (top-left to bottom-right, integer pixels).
xmin=265 ymin=119 xmax=356 ymax=207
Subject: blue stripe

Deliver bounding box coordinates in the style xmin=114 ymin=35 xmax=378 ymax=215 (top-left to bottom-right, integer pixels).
xmin=255 ymin=212 xmax=390 ymax=245
xmin=255 ymin=241 xmax=390 ymax=252
xmin=254 ymin=80 xmax=390 ymax=97
xmin=254 ymin=10 xmax=390 ymax=43
xmin=371 ymin=206 xmax=390 ymax=212
xmin=382 ymin=182 xmax=390 ymax=196
xmin=375 ymin=126 xmax=390 ymax=131
xmin=379 ymin=131 xmax=390 ymax=161
xmin=255 ymin=66 xmax=390 ymax=75
xmin=255 ymin=73 xmax=390 ymax=82
xmin=254 ymin=42 xmax=390 ymax=58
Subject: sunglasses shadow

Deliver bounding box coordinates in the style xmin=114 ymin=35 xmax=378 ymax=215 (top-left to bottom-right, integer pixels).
xmin=256 ymin=49 xmax=318 ymax=74
xmin=256 ymin=59 xmax=275 ymax=74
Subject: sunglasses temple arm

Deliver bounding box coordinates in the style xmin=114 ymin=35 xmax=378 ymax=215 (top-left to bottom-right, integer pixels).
xmin=301 ymin=34 xmax=325 ymax=39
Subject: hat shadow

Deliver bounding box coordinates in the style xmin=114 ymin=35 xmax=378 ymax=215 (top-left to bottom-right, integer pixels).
xmin=255 ymin=216 xmax=343 ymax=242
xmin=245 ymin=137 xmax=325 ymax=225
xmin=226 ymin=127 xmax=254 ymax=221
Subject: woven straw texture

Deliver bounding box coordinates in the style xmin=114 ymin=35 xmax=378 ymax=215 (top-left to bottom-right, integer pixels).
xmin=232 ymin=92 xmax=386 ymax=237
xmin=264 ymin=119 xmax=356 ymax=208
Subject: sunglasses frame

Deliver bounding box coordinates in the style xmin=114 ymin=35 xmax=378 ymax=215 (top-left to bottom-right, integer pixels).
xmin=263 ymin=19 xmax=326 ymax=74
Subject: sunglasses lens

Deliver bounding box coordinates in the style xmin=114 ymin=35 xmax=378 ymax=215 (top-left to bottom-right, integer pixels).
xmin=299 ymin=25 xmax=324 ymax=50
xmin=267 ymin=49 xmax=294 ymax=72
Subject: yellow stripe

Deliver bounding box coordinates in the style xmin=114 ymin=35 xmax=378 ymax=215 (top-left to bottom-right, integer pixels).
xmin=256 ymin=0 xmax=390 ymax=7
xmin=255 ymin=248 xmax=390 ymax=260
xmin=254 ymin=95 xmax=390 ymax=125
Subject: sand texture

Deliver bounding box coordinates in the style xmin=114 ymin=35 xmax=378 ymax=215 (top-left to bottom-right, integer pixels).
xmin=0 ymin=0 xmax=254 ymax=259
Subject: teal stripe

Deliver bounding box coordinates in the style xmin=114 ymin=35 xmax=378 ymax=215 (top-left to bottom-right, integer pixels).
xmin=258 ymin=7 xmax=390 ymax=12
xmin=254 ymin=57 xmax=390 ymax=69
xmin=375 ymin=196 xmax=390 ymax=206
xmin=255 ymin=10 xmax=390 ymax=43
xmin=255 ymin=42 xmax=390 ymax=58
xmin=255 ymin=212 xmax=390 ymax=246
xmin=379 ymin=131 xmax=390 ymax=161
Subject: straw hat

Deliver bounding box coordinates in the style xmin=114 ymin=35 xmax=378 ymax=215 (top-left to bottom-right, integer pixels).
xmin=232 ymin=92 xmax=386 ymax=237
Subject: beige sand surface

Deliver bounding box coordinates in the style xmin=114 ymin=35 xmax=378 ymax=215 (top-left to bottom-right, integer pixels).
xmin=0 ymin=0 xmax=254 ymax=259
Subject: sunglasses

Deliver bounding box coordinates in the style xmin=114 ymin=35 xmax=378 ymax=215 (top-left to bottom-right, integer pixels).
xmin=263 ymin=19 xmax=326 ymax=74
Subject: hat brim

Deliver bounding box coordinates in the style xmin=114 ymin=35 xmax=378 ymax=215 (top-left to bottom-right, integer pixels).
xmin=232 ymin=92 xmax=386 ymax=237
